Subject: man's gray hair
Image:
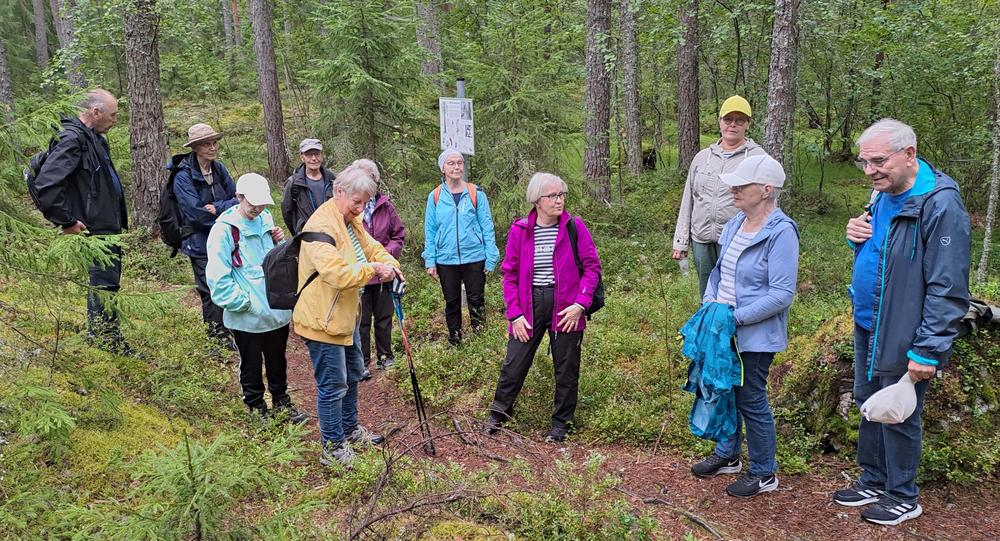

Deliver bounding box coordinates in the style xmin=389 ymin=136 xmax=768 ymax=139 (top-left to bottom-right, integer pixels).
xmin=76 ymin=89 xmax=115 ymax=112
xmin=334 ymin=165 xmax=377 ymax=197
xmin=526 ymin=172 xmax=568 ymax=204
xmin=856 ymin=118 xmax=917 ymax=151
xmin=351 ymin=158 xmax=380 ymax=183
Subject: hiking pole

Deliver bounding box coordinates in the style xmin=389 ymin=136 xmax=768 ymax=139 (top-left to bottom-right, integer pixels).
xmin=390 ymin=277 xmax=436 ymax=456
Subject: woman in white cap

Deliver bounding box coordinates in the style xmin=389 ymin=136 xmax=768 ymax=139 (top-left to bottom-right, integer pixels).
xmin=688 ymin=153 xmax=799 ymax=499
xmin=168 ymin=123 xmax=239 ymax=347
xmin=205 ymin=173 xmax=307 ymax=423
xmin=673 ymin=96 xmax=765 ymax=297
xmin=421 ymin=148 xmax=500 ymax=345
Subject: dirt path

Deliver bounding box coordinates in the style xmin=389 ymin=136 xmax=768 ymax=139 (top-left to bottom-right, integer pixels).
xmin=282 ymin=333 xmax=997 ymax=541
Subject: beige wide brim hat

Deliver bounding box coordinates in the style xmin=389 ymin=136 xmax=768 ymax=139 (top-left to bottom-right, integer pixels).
xmin=183 ymin=123 xmax=223 ymax=148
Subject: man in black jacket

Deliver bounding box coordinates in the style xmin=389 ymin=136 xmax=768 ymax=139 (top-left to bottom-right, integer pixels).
xmin=34 ymin=89 xmax=130 ymax=354
xmin=281 ymin=138 xmax=334 ymax=235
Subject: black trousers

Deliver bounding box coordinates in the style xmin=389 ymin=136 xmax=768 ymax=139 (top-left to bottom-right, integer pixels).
xmin=87 ymin=244 xmax=123 ymax=341
xmin=189 ymin=255 xmax=227 ymax=339
xmin=360 ymin=282 xmax=394 ymax=363
xmin=233 ymin=325 xmax=291 ymax=409
xmin=489 ymin=286 xmax=583 ymax=430
xmin=436 ymin=260 xmax=486 ymax=335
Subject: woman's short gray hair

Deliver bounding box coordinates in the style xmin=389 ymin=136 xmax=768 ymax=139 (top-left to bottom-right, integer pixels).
xmin=351 ymin=158 xmax=380 ymax=183
xmin=856 ymin=118 xmax=917 ymax=152
xmin=526 ymin=172 xmax=568 ymax=204
xmin=334 ymin=165 xmax=377 ymax=197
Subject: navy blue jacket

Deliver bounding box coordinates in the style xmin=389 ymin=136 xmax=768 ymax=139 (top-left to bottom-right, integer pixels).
xmin=168 ymin=153 xmax=237 ymax=258
xmin=851 ymin=162 xmax=971 ymax=378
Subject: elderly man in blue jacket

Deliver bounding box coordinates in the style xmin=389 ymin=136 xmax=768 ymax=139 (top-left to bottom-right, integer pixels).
xmin=834 ymin=119 xmax=971 ymax=526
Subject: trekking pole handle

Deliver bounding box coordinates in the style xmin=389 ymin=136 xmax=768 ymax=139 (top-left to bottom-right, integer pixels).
xmin=391 ymin=277 xmax=406 ymax=298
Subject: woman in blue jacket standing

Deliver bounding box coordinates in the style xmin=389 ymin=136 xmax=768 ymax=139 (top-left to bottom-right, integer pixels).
xmin=422 ymin=148 xmax=500 ymax=345
xmin=690 ymin=154 xmax=799 ymax=498
xmin=206 ymin=173 xmax=307 ymax=423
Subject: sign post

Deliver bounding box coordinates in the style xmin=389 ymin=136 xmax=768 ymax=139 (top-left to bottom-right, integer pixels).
xmin=439 ymin=78 xmax=474 ymax=180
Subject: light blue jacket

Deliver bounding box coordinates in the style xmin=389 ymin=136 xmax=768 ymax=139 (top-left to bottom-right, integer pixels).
xmin=421 ymin=182 xmax=500 ymax=270
xmin=704 ymin=208 xmax=799 ymax=353
xmin=206 ymin=206 xmax=292 ymax=333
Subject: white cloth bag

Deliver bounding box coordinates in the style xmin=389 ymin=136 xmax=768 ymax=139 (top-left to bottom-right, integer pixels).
xmin=860 ymin=373 xmax=918 ymax=424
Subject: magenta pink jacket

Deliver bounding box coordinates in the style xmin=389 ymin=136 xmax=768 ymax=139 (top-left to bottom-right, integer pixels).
xmin=364 ymin=193 xmax=406 ymax=286
xmin=502 ymin=209 xmax=602 ymax=335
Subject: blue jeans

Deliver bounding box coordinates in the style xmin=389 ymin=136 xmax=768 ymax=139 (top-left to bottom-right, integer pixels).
xmin=715 ymin=351 xmax=777 ymax=476
xmin=307 ymin=326 xmax=365 ymax=447
xmin=853 ymin=325 xmax=929 ymax=504
xmin=691 ymin=241 xmax=721 ymax=298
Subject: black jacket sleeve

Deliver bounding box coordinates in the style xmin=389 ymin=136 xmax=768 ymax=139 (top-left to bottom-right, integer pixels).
xmin=34 ymin=133 xmax=84 ymax=228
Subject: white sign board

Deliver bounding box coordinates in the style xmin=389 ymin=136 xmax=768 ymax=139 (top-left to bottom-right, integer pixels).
xmin=439 ymin=97 xmax=475 ymax=155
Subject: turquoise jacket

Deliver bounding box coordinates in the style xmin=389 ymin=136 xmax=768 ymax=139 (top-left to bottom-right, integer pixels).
xmin=206 ymin=206 xmax=292 ymax=333
xmin=421 ymin=182 xmax=500 ymax=270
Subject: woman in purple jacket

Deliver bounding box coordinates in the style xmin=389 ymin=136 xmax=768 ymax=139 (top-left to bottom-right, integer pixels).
xmin=353 ymin=159 xmax=406 ymax=378
xmin=483 ymin=173 xmax=602 ymax=443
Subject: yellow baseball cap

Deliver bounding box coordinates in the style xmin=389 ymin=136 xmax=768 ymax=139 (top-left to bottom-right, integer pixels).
xmin=719 ymin=95 xmax=752 ymax=118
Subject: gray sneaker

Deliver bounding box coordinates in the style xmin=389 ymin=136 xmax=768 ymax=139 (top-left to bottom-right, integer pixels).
xmin=346 ymin=425 xmax=386 ymax=447
xmin=319 ymin=441 xmax=356 ymax=467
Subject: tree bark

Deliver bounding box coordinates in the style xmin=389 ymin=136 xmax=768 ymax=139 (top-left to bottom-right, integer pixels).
xmin=221 ymin=0 xmax=234 ymax=56
xmin=248 ymin=0 xmax=290 ymax=185
xmin=584 ymin=0 xmax=611 ymax=202
xmin=49 ymin=0 xmax=86 ymax=89
xmin=33 ymin=0 xmax=50 ymax=68
xmin=124 ymin=0 xmax=168 ymax=233
xmin=676 ymin=0 xmax=700 ymax=173
xmin=762 ymin=0 xmax=801 ymax=166
xmin=231 ymin=0 xmax=243 ymax=59
xmin=621 ymin=0 xmax=642 ymax=176
xmin=978 ymin=44 xmax=1000 ymax=284
xmin=416 ymin=1 xmax=445 ymax=92
xmin=0 ymin=40 xmax=15 ymax=125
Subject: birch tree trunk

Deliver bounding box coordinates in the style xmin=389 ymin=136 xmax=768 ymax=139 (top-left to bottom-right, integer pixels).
xmin=248 ymin=0 xmax=290 ymax=185
xmin=0 ymin=40 xmax=15 ymax=125
xmin=124 ymin=0 xmax=168 ymax=233
xmin=621 ymin=0 xmax=642 ymax=176
xmin=49 ymin=0 xmax=86 ymax=89
xmin=676 ymin=0 xmax=700 ymax=173
xmin=762 ymin=0 xmax=801 ymax=166
xmin=33 ymin=0 xmax=50 ymax=68
xmin=978 ymin=45 xmax=1000 ymax=284
xmin=221 ymin=0 xmax=234 ymax=56
xmin=416 ymin=1 xmax=445 ymax=92
xmin=584 ymin=0 xmax=612 ymax=202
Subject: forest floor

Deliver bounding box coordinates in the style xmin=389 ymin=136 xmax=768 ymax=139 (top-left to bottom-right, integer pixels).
xmin=279 ymin=332 xmax=999 ymax=541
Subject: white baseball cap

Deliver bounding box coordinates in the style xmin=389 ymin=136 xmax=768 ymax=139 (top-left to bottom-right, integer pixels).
xmin=235 ymin=173 xmax=275 ymax=206
xmin=719 ymin=154 xmax=786 ymax=188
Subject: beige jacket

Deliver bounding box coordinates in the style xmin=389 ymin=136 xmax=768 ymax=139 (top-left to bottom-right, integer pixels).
xmin=672 ymin=139 xmax=764 ymax=252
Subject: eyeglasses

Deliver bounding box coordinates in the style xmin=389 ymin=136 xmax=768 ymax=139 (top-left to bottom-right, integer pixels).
xmin=539 ymin=191 xmax=567 ymax=201
xmin=854 ymin=148 xmax=904 ymax=171
xmin=721 ymin=116 xmax=749 ymax=126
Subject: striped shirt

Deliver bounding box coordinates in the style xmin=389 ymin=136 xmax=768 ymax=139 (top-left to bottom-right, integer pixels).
xmin=716 ymin=229 xmax=756 ymax=306
xmin=346 ymin=225 xmax=369 ymax=265
xmin=532 ymin=224 xmax=559 ymax=286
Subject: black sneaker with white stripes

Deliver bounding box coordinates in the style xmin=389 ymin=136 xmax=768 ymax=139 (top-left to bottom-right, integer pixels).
xmin=726 ymin=473 xmax=779 ymax=497
xmin=860 ymin=497 xmax=923 ymax=526
xmin=691 ymin=453 xmax=742 ymax=478
xmin=833 ymin=481 xmax=884 ymax=507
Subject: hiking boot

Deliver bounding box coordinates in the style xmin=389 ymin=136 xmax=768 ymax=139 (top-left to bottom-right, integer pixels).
xmin=346 ymin=425 xmax=385 ymax=447
xmin=273 ymin=404 xmax=309 ymax=425
xmin=360 ymin=367 xmax=372 ymax=381
xmin=376 ymin=356 xmax=397 ymax=370
xmin=833 ymin=481 xmax=884 ymax=507
xmin=726 ymin=473 xmax=778 ymax=498
xmin=544 ymin=426 xmax=568 ymax=443
xmin=691 ymin=454 xmax=743 ymax=478
xmin=248 ymin=404 xmax=270 ymax=421
xmin=319 ymin=441 xmax=356 ymax=467
xmin=860 ymin=497 xmax=923 ymax=526
xmin=448 ymin=330 xmax=462 ymax=347
xmin=482 ymin=414 xmax=503 ymax=435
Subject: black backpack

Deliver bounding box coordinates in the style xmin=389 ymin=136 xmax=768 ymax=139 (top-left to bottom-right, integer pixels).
xmin=566 ymin=215 xmax=605 ymax=317
xmin=263 ymin=231 xmax=336 ymax=309
xmin=24 ymin=124 xmax=86 ymax=217
xmin=157 ymin=156 xmax=191 ymax=257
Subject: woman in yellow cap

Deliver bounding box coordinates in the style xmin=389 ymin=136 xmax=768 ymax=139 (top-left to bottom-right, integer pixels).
xmin=672 ymin=96 xmax=766 ymax=296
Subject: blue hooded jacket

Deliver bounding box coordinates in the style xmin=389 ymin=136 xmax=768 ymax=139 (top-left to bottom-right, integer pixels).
xmin=168 ymin=153 xmax=238 ymax=258
xmin=421 ymin=182 xmax=500 ymax=270
xmin=704 ymin=208 xmax=800 ymax=353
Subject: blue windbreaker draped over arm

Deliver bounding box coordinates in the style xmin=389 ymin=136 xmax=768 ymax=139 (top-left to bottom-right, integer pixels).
xmin=680 ymin=302 xmax=741 ymax=442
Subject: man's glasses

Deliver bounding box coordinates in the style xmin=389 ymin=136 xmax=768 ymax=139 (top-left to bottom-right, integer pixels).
xmin=854 ymin=148 xmax=904 ymax=171
xmin=540 ymin=191 xmax=567 ymax=201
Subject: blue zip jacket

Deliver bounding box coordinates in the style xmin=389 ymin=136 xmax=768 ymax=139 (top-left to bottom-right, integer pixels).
xmin=849 ymin=161 xmax=970 ymax=378
xmin=168 ymin=153 xmax=238 ymax=258
xmin=681 ymin=302 xmax=740 ymax=442
xmin=421 ymin=182 xmax=500 ymax=270
xmin=205 ymin=206 xmax=292 ymax=333
xmin=704 ymin=208 xmax=799 ymax=353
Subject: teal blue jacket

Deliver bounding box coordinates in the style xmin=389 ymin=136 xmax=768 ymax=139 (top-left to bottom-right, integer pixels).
xmin=421 ymin=182 xmax=500 ymax=270
xmin=206 ymin=206 xmax=292 ymax=333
